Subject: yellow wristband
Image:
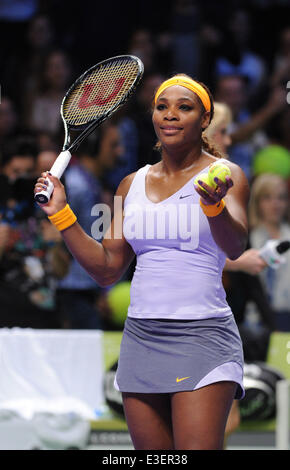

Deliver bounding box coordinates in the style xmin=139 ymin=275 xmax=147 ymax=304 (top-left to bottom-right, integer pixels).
xmin=48 ymin=204 xmax=77 ymax=231
xmin=200 ymin=198 xmax=225 ymax=217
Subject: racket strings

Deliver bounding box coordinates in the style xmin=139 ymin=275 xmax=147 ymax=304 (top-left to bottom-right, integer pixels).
xmin=62 ymin=58 xmax=140 ymax=126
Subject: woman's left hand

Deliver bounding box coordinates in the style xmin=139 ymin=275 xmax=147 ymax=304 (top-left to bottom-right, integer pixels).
xmin=194 ymin=175 xmax=234 ymax=205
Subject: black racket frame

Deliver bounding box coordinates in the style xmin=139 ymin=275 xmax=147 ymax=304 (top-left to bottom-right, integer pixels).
xmin=60 ymin=55 xmax=144 ymax=152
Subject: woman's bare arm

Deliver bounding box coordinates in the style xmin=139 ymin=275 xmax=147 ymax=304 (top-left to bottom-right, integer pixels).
xmin=35 ymin=172 xmax=136 ymax=287
xmin=195 ymin=162 xmax=249 ymax=260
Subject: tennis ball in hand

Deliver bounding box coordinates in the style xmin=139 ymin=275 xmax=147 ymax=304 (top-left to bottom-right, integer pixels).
xmin=194 ymin=173 xmax=213 ymax=194
xmin=208 ymin=162 xmax=231 ymax=188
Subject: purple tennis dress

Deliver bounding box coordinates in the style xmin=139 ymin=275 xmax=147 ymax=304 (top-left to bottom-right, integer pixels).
xmin=115 ymin=161 xmax=245 ymax=399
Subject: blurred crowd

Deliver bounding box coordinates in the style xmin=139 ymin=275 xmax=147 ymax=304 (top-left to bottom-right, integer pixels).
xmin=0 ymin=0 xmax=290 ymax=357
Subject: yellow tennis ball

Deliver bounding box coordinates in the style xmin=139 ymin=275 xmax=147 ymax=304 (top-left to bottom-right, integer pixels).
xmin=208 ymin=162 xmax=231 ymax=187
xmin=107 ymin=281 xmax=131 ymax=328
xmin=194 ymin=173 xmax=213 ymax=194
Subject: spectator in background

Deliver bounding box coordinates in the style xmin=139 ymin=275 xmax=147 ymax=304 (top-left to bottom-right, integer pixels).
xmin=0 ymin=0 xmax=39 ymax=69
xmin=35 ymin=130 xmax=60 ymax=153
xmin=214 ymin=9 xmax=266 ymax=97
xmin=55 ymin=121 xmax=123 ymax=329
xmin=128 ymin=28 xmax=156 ymax=74
xmin=270 ymin=26 xmax=290 ymax=89
xmin=126 ymin=72 xmax=164 ymax=169
xmin=2 ymin=13 xmax=56 ymax=111
xmin=203 ymin=101 xmax=232 ymax=156
xmin=215 ymin=74 xmax=287 ymax=179
xmin=249 ymin=173 xmax=290 ymax=332
xmin=104 ymin=114 xmax=139 ymax=193
xmin=0 ymin=97 xmax=18 ymax=148
xmin=263 ymin=105 xmax=290 ymax=156
xmin=214 ymin=74 xmax=261 ymax=180
xmin=170 ymin=0 xmax=202 ymax=78
xmin=25 ymin=49 xmax=72 ymax=135
xmin=0 ymin=137 xmax=36 ymax=218
xmin=0 ymin=136 xmax=61 ymax=328
xmin=35 ymin=149 xmax=58 ymax=176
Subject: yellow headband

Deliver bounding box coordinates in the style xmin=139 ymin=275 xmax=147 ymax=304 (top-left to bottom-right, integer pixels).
xmin=154 ymin=76 xmax=211 ymax=112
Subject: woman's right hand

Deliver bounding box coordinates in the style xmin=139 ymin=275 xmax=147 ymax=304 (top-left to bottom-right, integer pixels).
xmin=34 ymin=172 xmax=67 ymax=217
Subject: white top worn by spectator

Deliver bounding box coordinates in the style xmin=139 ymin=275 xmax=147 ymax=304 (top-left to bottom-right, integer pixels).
xmin=250 ymin=224 xmax=290 ymax=312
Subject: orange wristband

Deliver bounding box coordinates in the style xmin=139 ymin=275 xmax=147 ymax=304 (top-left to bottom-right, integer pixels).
xmin=199 ymin=198 xmax=225 ymax=217
xmin=48 ymin=204 xmax=77 ymax=231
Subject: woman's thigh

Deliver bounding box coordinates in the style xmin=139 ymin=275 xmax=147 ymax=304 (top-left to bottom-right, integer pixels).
xmin=171 ymin=381 xmax=237 ymax=450
xmin=122 ymin=392 xmax=174 ymax=450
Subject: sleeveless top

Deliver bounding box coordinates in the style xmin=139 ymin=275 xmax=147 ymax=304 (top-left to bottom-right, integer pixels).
xmin=123 ymin=161 xmax=232 ymax=320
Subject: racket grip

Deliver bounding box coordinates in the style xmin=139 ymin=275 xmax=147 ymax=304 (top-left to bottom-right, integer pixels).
xmin=49 ymin=150 xmax=72 ymax=178
xmin=34 ymin=150 xmax=72 ymax=204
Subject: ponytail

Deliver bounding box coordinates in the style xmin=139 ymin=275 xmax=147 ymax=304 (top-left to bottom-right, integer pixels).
xmin=199 ymin=81 xmax=224 ymax=159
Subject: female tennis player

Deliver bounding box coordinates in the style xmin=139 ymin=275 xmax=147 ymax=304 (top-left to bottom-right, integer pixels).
xmin=35 ymin=74 xmax=249 ymax=450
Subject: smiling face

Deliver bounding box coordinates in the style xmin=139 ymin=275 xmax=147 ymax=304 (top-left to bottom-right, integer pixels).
xmin=152 ymin=85 xmax=211 ymax=152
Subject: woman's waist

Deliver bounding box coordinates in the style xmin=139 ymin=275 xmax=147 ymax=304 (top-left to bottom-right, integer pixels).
xmin=129 ymin=277 xmax=228 ymax=313
xmin=133 ymin=259 xmax=221 ymax=279
xmin=124 ymin=311 xmax=235 ymax=335
xmin=129 ymin=264 xmax=229 ymax=315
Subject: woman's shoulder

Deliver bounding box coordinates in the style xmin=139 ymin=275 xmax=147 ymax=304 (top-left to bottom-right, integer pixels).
xmin=115 ymin=170 xmax=138 ymax=199
xmin=214 ymin=158 xmax=249 ymax=190
xmin=209 ymin=156 xmax=243 ymax=172
xmin=204 ymin=154 xmax=248 ymax=181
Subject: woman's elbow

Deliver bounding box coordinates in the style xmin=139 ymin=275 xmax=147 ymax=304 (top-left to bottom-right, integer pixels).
xmin=90 ymin=270 xmax=121 ymax=287
xmin=96 ymin=277 xmax=117 ymax=288
xmin=226 ymin=236 xmax=248 ymax=261
xmin=227 ymin=250 xmax=243 ymax=261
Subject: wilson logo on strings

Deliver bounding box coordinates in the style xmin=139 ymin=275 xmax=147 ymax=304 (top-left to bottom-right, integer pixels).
xmin=78 ymin=78 xmax=126 ymax=108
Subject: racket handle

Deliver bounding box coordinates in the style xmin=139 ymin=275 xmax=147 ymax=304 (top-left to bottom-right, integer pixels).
xmin=49 ymin=150 xmax=72 ymax=178
xmin=34 ymin=150 xmax=72 ymax=204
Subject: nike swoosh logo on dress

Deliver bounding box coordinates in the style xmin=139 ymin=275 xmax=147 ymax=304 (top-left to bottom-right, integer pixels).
xmin=179 ymin=194 xmax=193 ymax=199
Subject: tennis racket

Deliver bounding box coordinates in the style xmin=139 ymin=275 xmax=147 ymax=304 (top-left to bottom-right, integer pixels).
xmin=34 ymin=55 xmax=144 ymax=204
